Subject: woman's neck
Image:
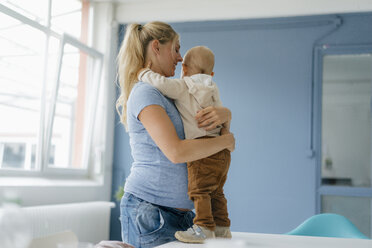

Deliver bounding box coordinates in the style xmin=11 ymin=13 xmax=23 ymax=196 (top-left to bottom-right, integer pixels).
xmin=145 ymin=57 xmax=164 ymax=76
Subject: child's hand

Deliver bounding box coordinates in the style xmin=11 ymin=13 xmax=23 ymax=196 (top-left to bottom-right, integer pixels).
xmin=195 ymin=106 xmax=231 ymax=131
xmin=145 ymin=61 xmax=152 ymax=68
xmin=137 ymin=61 xmax=153 ymax=79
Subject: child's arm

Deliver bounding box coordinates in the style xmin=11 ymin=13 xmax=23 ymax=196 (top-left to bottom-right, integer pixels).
xmin=138 ymin=68 xmax=188 ymax=100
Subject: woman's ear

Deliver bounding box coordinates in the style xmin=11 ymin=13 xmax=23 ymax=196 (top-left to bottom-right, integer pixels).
xmin=150 ymin=40 xmax=161 ymax=55
xmin=211 ymin=71 xmax=214 ymax=77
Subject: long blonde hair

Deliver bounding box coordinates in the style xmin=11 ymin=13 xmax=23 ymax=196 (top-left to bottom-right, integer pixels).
xmin=116 ymin=21 xmax=179 ymax=130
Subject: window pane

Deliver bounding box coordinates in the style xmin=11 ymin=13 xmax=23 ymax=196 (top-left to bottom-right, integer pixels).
xmin=0 ymin=0 xmax=49 ymax=24
xmin=51 ymin=0 xmax=82 ymax=39
xmin=321 ymin=54 xmax=372 ymax=187
xmin=322 ymin=195 xmax=371 ymax=238
xmin=49 ymin=44 xmax=95 ymax=169
xmin=1 ymin=142 xmax=25 ymax=169
xmin=0 ymin=13 xmax=46 ymax=170
xmin=31 ymin=144 xmax=36 ymax=169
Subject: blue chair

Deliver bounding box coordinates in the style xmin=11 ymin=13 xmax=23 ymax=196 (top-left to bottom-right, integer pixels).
xmin=286 ymin=213 xmax=369 ymax=239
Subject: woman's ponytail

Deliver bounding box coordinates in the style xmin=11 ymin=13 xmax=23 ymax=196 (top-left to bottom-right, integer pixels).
xmin=116 ymin=23 xmax=145 ymax=130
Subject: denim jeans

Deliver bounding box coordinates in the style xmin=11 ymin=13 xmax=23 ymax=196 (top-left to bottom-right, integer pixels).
xmin=120 ymin=192 xmax=195 ymax=248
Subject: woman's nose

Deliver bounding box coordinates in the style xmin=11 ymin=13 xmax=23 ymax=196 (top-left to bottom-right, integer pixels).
xmin=177 ymin=54 xmax=183 ymax=62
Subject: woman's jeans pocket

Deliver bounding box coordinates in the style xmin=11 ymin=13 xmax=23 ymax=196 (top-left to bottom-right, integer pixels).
xmin=137 ymin=201 xmax=165 ymax=245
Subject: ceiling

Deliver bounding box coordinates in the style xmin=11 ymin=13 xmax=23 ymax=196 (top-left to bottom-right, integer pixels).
xmin=101 ymin=0 xmax=372 ymax=24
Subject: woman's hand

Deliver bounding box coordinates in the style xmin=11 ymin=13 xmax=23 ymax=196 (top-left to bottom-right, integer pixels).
xmin=195 ymin=106 xmax=232 ymax=131
xmin=221 ymin=127 xmax=235 ymax=152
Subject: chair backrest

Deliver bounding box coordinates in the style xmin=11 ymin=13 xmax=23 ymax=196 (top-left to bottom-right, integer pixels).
xmin=286 ymin=213 xmax=369 ymax=239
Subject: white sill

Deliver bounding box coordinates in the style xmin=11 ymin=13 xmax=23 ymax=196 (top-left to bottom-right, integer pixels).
xmin=0 ymin=176 xmax=104 ymax=187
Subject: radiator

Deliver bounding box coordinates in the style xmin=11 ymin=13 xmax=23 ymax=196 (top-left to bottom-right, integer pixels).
xmin=23 ymin=201 xmax=115 ymax=244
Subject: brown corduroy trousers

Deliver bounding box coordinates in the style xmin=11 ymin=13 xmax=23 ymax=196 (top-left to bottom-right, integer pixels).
xmin=187 ymin=146 xmax=231 ymax=231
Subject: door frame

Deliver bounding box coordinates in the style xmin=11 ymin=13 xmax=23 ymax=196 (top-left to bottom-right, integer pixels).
xmin=313 ymin=43 xmax=372 ymax=237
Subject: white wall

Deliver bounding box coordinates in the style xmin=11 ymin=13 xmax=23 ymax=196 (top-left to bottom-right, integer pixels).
xmin=114 ymin=0 xmax=372 ymax=23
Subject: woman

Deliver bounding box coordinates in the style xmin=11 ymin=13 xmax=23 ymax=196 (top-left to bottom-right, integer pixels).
xmin=116 ymin=21 xmax=234 ymax=248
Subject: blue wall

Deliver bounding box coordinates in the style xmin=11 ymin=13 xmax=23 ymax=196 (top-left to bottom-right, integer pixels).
xmin=110 ymin=13 xmax=372 ymax=240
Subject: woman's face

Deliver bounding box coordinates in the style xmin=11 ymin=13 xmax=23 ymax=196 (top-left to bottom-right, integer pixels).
xmin=157 ymin=39 xmax=183 ymax=77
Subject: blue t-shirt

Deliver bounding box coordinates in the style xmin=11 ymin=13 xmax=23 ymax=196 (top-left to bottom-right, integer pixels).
xmin=124 ymin=82 xmax=194 ymax=209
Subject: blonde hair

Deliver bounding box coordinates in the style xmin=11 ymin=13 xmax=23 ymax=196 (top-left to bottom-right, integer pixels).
xmin=183 ymin=46 xmax=215 ymax=75
xmin=116 ymin=21 xmax=179 ymax=129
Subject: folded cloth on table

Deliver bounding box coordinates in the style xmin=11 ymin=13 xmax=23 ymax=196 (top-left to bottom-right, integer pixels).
xmin=95 ymin=240 xmax=134 ymax=248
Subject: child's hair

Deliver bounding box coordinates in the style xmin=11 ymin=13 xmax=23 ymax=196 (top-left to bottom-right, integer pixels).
xmin=183 ymin=46 xmax=215 ymax=75
xmin=116 ymin=21 xmax=179 ymax=129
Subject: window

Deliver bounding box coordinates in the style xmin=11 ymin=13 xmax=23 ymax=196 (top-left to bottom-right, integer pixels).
xmin=45 ymin=35 xmax=103 ymax=173
xmin=0 ymin=1 xmax=103 ymax=177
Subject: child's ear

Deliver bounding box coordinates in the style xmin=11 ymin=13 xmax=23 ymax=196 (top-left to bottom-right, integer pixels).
xmin=182 ymin=64 xmax=188 ymax=74
xmin=211 ymin=72 xmax=214 ymax=77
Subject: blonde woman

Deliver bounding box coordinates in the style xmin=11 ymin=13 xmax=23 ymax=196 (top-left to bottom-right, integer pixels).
xmin=117 ymin=21 xmax=234 ymax=248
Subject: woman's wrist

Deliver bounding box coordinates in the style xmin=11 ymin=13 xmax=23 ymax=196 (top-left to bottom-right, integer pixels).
xmin=220 ymin=132 xmax=235 ymax=152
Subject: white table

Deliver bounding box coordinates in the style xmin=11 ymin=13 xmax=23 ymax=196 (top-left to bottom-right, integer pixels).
xmin=156 ymin=232 xmax=372 ymax=248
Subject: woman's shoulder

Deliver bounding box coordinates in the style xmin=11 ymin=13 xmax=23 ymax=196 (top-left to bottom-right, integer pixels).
xmin=127 ymin=82 xmax=170 ymax=114
xmin=130 ymin=81 xmax=164 ymax=99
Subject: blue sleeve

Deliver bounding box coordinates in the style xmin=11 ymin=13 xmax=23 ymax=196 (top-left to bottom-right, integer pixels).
xmin=128 ymin=82 xmax=167 ymax=120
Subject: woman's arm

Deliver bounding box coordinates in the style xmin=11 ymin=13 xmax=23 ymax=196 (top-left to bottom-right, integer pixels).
xmin=138 ymin=105 xmax=235 ymax=164
xmin=195 ymin=106 xmax=232 ymax=131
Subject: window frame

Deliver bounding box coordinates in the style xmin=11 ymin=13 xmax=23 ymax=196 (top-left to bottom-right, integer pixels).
xmin=43 ymin=34 xmax=103 ymax=176
xmin=0 ymin=3 xmax=104 ymax=178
